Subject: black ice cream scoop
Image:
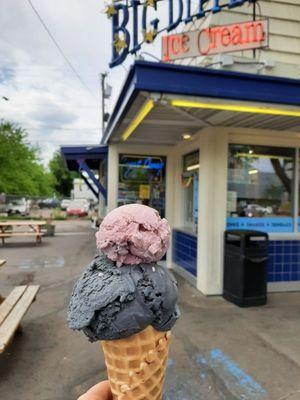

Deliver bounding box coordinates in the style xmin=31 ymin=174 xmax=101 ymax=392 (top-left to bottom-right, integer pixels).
xmin=67 ymin=252 xmax=180 ymax=341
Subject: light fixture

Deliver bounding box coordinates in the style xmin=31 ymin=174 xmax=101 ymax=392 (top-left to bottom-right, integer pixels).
xmin=121 ymin=99 xmax=154 ymax=141
xmin=182 ymin=133 xmax=192 ymax=140
xmin=249 ymin=149 xmax=254 ymax=154
xmin=170 ymin=99 xmax=300 ymax=118
xmin=248 ymin=169 xmax=258 ymax=175
xmin=187 ymin=163 xmax=200 ymax=171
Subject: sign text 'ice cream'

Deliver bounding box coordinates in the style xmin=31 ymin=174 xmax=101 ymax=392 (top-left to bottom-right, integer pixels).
xmin=162 ymin=20 xmax=269 ymax=61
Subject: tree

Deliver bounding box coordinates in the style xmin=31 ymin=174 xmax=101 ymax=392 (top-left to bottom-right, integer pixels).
xmin=0 ymin=121 xmax=53 ymax=196
xmin=49 ymin=151 xmax=77 ymax=197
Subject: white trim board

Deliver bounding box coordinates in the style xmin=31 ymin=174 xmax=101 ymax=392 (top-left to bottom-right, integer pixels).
xmin=172 ymin=263 xmax=197 ymax=287
xmin=268 ymin=282 xmax=300 ymax=293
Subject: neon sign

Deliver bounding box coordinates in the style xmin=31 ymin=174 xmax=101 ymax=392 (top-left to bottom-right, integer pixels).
xmin=162 ymin=19 xmax=268 ymax=61
xmin=107 ymin=0 xmax=256 ymax=68
xmin=119 ymin=155 xmax=165 ymax=182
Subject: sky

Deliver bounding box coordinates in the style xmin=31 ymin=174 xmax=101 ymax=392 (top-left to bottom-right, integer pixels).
xmin=0 ymin=0 xmax=169 ymax=166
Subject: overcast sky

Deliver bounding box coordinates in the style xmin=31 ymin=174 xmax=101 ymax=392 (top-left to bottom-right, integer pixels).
xmin=0 ymin=0 xmax=169 ymax=166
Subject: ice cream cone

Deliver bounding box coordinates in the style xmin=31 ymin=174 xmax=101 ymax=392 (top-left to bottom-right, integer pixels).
xmin=101 ymin=326 xmax=171 ymax=400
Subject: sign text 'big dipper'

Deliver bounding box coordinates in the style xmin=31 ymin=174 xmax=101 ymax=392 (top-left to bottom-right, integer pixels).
xmin=108 ymin=0 xmax=256 ymax=67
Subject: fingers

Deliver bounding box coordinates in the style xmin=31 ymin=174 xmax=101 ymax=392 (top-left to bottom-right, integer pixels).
xmin=78 ymin=380 xmax=112 ymax=400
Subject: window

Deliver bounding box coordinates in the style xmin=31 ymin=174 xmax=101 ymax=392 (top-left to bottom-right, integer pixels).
xmin=227 ymin=144 xmax=295 ymax=233
xmin=118 ymin=154 xmax=166 ymax=217
xmin=182 ymin=150 xmax=199 ymax=231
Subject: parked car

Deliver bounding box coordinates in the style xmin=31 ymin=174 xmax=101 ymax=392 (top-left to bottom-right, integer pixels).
xmin=66 ymin=200 xmax=90 ymax=217
xmin=38 ymin=198 xmax=60 ymax=209
xmin=60 ymin=199 xmax=71 ymax=210
xmin=6 ymin=198 xmax=30 ymax=216
xmin=244 ymin=204 xmax=271 ymax=217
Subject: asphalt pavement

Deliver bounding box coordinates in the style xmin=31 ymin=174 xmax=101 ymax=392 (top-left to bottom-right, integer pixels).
xmin=0 ymin=220 xmax=300 ymax=400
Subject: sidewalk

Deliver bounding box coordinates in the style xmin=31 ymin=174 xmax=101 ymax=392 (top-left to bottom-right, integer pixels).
xmin=170 ymin=276 xmax=300 ymax=400
xmin=0 ymin=219 xmax=299 ymax=399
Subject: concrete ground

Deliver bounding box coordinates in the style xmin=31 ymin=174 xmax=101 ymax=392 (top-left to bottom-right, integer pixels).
xmin=0 ymin=219 xmax=300 ymax=400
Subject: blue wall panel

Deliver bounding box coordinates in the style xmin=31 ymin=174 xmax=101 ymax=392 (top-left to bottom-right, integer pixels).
xmin=268 ymin=240 xmax=300 ymax=282
xmin=172 ymin=229 xmax=197 ymax=277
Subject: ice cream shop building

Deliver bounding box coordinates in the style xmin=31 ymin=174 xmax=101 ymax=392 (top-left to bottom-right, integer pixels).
xmin=62 ymin=0 xmax=300 ymax=295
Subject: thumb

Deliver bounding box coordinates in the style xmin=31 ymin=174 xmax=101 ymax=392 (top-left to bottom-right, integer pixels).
xmin=78 ymin=380 xmax=112 ymax=400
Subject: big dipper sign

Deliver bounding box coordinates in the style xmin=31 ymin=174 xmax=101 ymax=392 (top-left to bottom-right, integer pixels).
xmin=107 ymin=0 xmax=257 ymax=68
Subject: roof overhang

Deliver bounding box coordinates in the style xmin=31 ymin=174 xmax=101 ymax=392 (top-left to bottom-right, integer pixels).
xmin=102 ymin=61 xmax=300 ymax=146
xmin=61 ymin=145 xmax=108 ymax=202
xmin=61 ymin=145 xmax=108 ymax=171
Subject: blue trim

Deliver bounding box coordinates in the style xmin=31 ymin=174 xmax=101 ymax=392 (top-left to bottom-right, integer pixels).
xmin=61 ymin=145 xmax=108 ymax=203
xmin=102 ymin=61 xmax=300 ymax=144
xmin=61 ymin=145 xmax=108 ymax=159
xmin=61 ymin=145 xmax=108 ymax=171
xmin=77 ymin=160 xmax=107 ymax=203
xmin=79 ymin=172 xmax=98 ymax=199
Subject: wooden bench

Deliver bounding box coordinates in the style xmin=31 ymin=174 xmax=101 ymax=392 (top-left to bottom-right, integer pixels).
xmin=0 ymin=232 xmax=44 ymax=245
xmin=0 ymin=220 xmax=46 ymax=245
xmin=0 ymin=285 xmax=40 ymax=353
xmin=0 ymin=260 xmax=7 ymax=303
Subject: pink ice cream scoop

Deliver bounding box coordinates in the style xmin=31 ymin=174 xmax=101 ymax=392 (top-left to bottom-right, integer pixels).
xmin=96 ymin=204 xmax=170 ymax=266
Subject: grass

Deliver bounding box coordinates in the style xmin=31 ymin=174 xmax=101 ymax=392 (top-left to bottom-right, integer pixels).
xmin=0 ymin=213 xmax=67 ymax=221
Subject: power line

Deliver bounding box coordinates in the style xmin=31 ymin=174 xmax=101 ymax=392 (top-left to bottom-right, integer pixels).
xmin=26 ymin=0 xmax=96 ymax=99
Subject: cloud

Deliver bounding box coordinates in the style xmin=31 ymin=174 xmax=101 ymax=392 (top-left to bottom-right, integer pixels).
xmin=0 ymin=0 xmax=170 ymax=165
xmin=29 ymin=102 xmax=78 ymax=126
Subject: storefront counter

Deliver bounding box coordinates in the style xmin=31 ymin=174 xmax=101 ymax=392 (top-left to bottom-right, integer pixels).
xmin=172 ymin=228 xmax=197 ymax=280
xmin=172 ymin=228 xmax=300 ymax=287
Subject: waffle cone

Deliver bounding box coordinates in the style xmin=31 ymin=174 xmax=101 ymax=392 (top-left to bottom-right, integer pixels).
xmin=101 ymin=326 xmax=171 ymax=400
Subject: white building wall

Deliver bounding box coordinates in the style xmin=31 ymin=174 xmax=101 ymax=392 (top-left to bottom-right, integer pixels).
xmin=73 ymin=178 xmax=95 ymax=201
xmin=197 ymin=128 xmax=228 ymax=295
xmin=107 ymin=145 xmax=119 ymax=212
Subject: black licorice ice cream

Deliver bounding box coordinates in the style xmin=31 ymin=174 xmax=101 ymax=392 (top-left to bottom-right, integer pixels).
xmin=67 ymin=204 xmax=180 ymax=341
xmin=67 ymin=252 xmax=180 ymax=341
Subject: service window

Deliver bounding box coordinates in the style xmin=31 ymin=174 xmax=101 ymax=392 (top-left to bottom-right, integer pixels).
xmin=227 ymin=144 xmax=295 ymax=233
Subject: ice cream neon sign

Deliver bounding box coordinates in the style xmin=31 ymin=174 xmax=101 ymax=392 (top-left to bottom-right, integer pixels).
xmin=107 ymin=0 xmax=256 ymax=67
xmin=162 ymin=19 xmax=268 ymax=61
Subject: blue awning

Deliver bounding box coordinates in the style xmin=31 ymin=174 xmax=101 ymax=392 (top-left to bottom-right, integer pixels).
xmin=61 ymin=145 xmax=108 ymax=202
xmin=102 ymin=61 xmax=300 ymax=145
xmin=61 ymin=145 xmax=108 ymax=171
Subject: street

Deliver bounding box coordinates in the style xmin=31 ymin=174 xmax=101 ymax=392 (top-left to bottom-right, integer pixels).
xmin=0 ymin=220 xmax=300 ymax=400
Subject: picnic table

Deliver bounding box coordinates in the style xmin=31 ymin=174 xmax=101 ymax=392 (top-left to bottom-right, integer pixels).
xmin=0 ymin=220 xmax=46 ymax=245
xmin=0 ymin=258 xmax=40 ymax=352
xmin=0 ymin=260 xmax=6 ymax=302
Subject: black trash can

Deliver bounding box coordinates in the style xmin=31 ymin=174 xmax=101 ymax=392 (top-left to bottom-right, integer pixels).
xmin=223 ymin=230 xmax=269 ymax=307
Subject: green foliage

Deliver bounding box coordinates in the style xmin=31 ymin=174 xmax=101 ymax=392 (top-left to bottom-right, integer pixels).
xmin=49 ymin=151 xmax=77 ymax=197
xmin=0 ymin=121 xmax=54 ymax=196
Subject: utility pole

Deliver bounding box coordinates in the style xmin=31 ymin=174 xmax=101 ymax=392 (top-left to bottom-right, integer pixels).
xmin=100 ymin=72 xmax=107 ymax=136
xmin=253 ymin=0 xmax=257 ymax=59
